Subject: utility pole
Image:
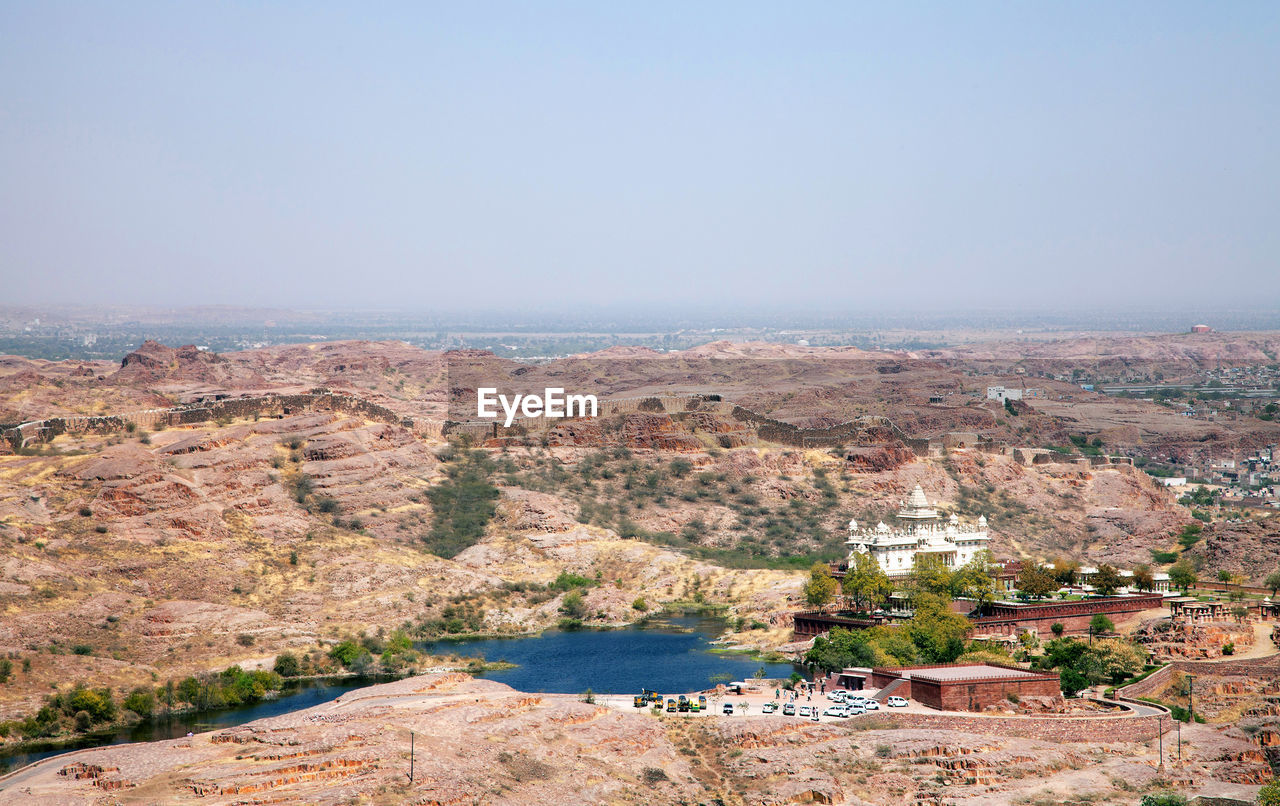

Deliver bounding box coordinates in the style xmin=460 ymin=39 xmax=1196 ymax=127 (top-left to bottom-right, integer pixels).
xmin=409 ymin=730 xmax=415 ymax=782
xmin=1177 ymin=719 xmax=1182 ymax=761
xmin=1157 ymin=715 xmax=1165 ymax=770
xmin=1187 ymin=674 xmax=1196 ymax=723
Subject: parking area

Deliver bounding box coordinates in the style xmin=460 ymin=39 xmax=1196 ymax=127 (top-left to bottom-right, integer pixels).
xmin=598 ymin=686 xmax=929 ymax=722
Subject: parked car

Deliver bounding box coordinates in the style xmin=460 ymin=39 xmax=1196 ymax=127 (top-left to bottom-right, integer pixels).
xmin=822 ymin=705 xmax=846 ymax=717
xmin=782 ymin=702 xmax=796 ymax=716
xmin=862 ymin=700 xmax=880 ymax=711
xmin=798 ymin=705 xmax=812 ymax=717
xmin=830 ymin=689 xmax=850 ymax=700
xmin=690 ymin=700 xmax=700 ymax=713
xmin=846 ymin=703 xmax=866 ymax=715
xmin=886 ymin=696 xmax=908 ymax=708
xmin=762 ymin=702 xmax=778 ymax=714
xmin=722 ymin=703 xmax=734 ymax=715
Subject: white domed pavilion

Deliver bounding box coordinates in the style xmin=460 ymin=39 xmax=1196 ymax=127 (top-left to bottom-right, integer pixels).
xmin=845 ymin=485 xmax=990 ymax=577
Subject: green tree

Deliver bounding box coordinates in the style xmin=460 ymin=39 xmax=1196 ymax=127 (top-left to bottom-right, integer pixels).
xmin=952 ymin=551 xmax=998 ymax=610
xmin=1132 ymin=564 xmax=1155 ymax=592
xmin=1089 ymin=614 xmax=1114 ymax=638
xmin=1059 ymin=668 xmax=1089 ymax=697
xmin=1265 ymin=569 xmax=1280 ymax=598
xmin=1079 ymin=639 xmax=1146 ymax=685
xmin=1051 ymin=559 xmax=1080 ymax=586
xmin=910 ymin=553 xmax=953 ymax=597
xmin=1017 ymin=564 xmax=1057 ymax=600
xmin=842 ymin=552 xmax=893 ymax=611
xmin=803 ymin=562 xmax=838 ymax=608
xmin=1169 ymin=560 xmax=1198 ymax=593
xmin=1091 ymin=564 xmax=1124 ymax=596
xmin=273 ymin=652 xmax=301 ymax=677
xmin=122 ymin=687 xmax=155 ymax=718
xmin=906 ymin=593 xmax=971 ymax=663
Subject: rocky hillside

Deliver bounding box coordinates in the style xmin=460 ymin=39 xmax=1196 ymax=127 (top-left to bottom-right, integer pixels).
xmin=0 ymin=339 xmax=1267 ymax=719
xmin=0 ymin=672 xmax=1266 ymax=804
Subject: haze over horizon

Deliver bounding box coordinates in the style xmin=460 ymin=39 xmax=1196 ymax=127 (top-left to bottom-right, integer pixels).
xmin=2 ymin=2 xmax=1278 ymax=311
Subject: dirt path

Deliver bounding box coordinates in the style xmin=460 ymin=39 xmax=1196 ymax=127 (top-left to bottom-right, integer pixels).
xmin=1232 ymin=622 xmax=1278 ymax=660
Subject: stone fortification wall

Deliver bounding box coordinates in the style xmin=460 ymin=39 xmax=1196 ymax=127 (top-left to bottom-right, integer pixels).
xmin=2 ymin=391 xmax=413 ymax=452
xmin=729 ymin=406 xmax=903 ymax=449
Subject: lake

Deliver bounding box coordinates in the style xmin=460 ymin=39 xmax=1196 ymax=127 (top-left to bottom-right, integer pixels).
xmin=0 ymin=677 xmax=367 ymax=775
xmin=0 ymin=616 xmax=797 ymax=775
xmin=419 ymin=615 xmax=799 ymax=695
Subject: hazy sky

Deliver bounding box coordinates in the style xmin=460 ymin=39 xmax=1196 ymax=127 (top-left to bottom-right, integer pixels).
xmin=1 ymin=2 xmax=1277 ymax=311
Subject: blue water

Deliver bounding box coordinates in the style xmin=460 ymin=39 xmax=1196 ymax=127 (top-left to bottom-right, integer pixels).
xmin=0 ymin=677 xmax=367 ymax=775
xmin=420 ymin=616 xmax=799 ymax=695
xmin=1 ymin=617 xmax=796 ymax=776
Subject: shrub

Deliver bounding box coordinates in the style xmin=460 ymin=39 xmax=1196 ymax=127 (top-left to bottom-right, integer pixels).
xmin=71 ymin=645 xmax=93 ymax=656
xmin=94 ymin=525 xmax=108 ymax=534
xmin=1257 ymin=779 xmax=1280 ymax=806
xmin=422 ymin=451 xmax=499 ymax=558
xmin=1050 ymin=622 xmax=1065 ymax=637
xmin=642 ymin=767 xmax=669 ymax=784
xmin=632 ymin=597 xmax=648 ymax=612
xmin=273 ymin=652 xmax=301 ymax=677
xmin=559 ymin=591 xmax=587 ymax=619
xmin=550 ymin=571 xmax=594 ymax=591
xmin=236 ymin=634 xmax=255 ymax=647
xmin=122 ymin=687 xmax=155 ymax=718
xmin=78 ymin=507 xmax=92 ymax=517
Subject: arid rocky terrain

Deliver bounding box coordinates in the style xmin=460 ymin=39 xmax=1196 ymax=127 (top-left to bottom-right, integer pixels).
xmin=1 ymin=672 xmax=1270 ymax=805
xmin=0 ymin=335 xmax=1277 ymax=802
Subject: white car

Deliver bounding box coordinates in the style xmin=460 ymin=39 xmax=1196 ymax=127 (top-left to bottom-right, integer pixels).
xmin=862 ymin=700 xmax=880 ymax=711
xmin=762 ymin=702 xmax=778 ymax=714
xmin=828 ymin=689 xmax=850 ymax=701
xmin=798 ymin=705 xmax=813 ymax=717
xmin=822 ymin=705 xmax=846 ymax=717
xmin=846 ymin=703 xmax=866 ymax=715
xmin=886 ymin=696 xmax=908 ymax=708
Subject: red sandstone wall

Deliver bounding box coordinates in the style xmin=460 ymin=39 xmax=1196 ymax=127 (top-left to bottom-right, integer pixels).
xmin=872 ymin=711 xmax=1170 ymax=743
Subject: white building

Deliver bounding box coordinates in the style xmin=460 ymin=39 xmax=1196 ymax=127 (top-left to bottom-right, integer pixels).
xmin=987 ymin=386 xmax=1044 ymax=402
xmin=845 ymin=485 xmax=991 ymax=577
